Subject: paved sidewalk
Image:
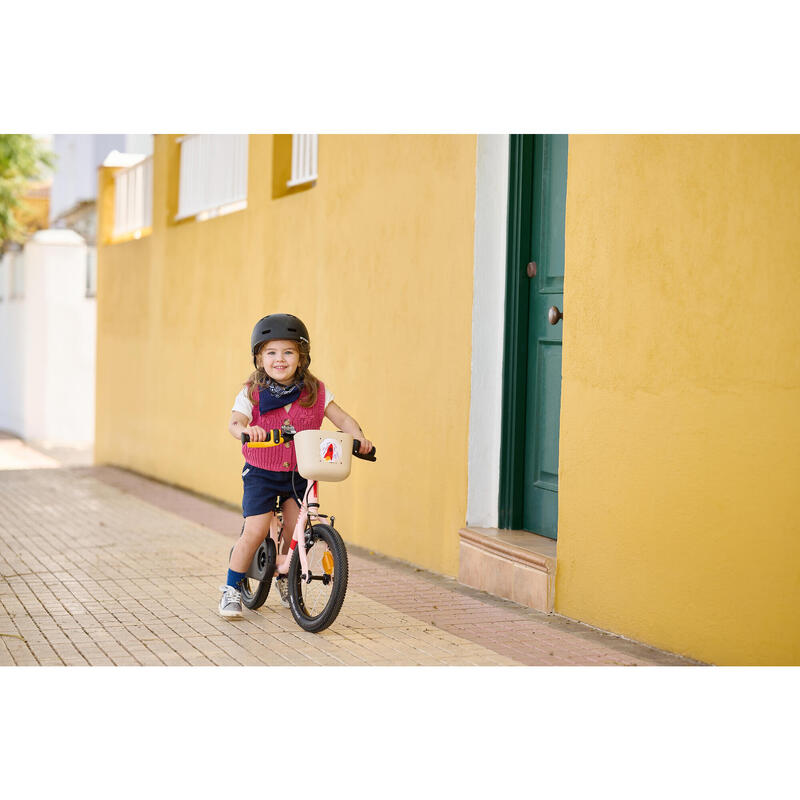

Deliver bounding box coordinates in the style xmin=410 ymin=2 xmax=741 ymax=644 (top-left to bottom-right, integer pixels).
xmin=0 ymin=438 xmax=700 ymax=667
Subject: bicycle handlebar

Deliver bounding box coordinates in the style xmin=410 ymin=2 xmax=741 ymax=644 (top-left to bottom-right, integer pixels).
xmin=241 ymin=431 xmax=377 ymax=462
xmin=352 ymin=440 xmax=377 ymax=462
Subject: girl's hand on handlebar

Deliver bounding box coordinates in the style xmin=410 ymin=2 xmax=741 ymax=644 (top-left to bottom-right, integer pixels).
xmin=243 ymin=425 xmax=268 ymax=443
xmin=352 ymin=438 xmax=377 ymax=461
xmin=357 ymin=437 xmax=373 ymax=455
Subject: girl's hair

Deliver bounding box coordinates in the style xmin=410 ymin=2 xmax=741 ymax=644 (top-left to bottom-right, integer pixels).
xmin=245 ymin=339 xmax=319 ymax=408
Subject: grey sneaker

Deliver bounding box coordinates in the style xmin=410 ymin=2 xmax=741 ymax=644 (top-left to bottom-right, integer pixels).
xmin=218 ymin=584 xmax=243 ymax=619
xmin=275 ymin=576 xmax=289 ymax=607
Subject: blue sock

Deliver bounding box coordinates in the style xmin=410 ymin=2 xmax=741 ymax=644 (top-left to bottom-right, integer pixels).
xmin=227 ymin=569 xmax=246 ymax=589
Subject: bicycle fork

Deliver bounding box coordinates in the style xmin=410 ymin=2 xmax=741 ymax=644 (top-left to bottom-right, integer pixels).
xmin=289 ymin=481 xmax=318 ymax=581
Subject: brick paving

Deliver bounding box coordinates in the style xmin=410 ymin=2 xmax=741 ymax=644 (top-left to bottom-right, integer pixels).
xmin=0 ymin=436 xmax=701 ymax=666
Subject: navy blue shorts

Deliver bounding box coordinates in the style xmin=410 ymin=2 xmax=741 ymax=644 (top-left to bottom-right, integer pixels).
xmin=241 ymin=463 xmax=309 ymax=518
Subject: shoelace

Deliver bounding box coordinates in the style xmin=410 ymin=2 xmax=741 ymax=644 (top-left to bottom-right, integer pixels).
xmin=219 ymin=585 xmax=241 ymax=604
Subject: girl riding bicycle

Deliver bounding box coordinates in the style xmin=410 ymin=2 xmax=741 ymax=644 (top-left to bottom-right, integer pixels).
xmin=220 ymin=313 xmax=373 ymax=619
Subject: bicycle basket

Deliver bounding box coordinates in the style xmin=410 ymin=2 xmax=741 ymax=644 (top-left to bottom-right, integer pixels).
xmin=294 ymin=429 xmax=353 ymax=482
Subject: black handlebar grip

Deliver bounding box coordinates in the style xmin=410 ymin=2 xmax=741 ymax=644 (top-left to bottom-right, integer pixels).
xmin=352 ymin=440 xmax=377 ymax=462
xmin=241 ymin=432 xmax=251 ymax=444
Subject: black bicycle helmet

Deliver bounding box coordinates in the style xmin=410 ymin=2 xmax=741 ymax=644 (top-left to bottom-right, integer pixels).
xmin=250 ymin=313 xmax=311 ymax=367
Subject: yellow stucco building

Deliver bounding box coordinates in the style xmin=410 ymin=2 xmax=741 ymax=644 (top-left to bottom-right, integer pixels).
xmin=96 ymin=134 xmax=800 ymax=665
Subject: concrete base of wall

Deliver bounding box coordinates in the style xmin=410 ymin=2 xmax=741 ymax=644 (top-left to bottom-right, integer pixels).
xmin=458 ymin=527 xmax=556 ymax=613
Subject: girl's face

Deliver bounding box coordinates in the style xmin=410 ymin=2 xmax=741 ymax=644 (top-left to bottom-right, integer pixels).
xmin=258 ymin=340 xmax=300 ymax=385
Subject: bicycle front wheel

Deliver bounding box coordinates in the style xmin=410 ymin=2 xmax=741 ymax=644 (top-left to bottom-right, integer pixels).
xmin=287 ymin=523 xmax=348 ymax=633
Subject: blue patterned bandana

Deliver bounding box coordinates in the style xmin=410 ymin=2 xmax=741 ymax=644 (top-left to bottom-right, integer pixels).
xmin=258 ymin=378 xmax=303 ymax=413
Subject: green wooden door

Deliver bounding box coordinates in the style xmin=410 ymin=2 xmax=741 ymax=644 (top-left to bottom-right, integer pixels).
xmin=523 ymin=135 xmax=567 ymax=538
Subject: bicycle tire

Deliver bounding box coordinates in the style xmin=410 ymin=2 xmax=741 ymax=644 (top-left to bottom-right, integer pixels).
xmin=240 ymin=537 xmax=276 ymax=610
xmin=287 ymin=523 xmax=348 ymax=633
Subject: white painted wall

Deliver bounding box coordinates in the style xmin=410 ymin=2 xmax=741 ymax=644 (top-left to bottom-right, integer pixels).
xmin=0 ymin=231 xmax=96 ymax=445
xmin=466 ymin=135 xmax=509 ymax=528
xmin=124 ymin=134 xmax=154 ymax=157
xmin=0 ymin=252 xmax=26 ymax=434
xmin=49 ymin=134 xmax=126 ymax=223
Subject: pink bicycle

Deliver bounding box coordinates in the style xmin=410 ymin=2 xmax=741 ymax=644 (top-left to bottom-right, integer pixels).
xmin=236 ymin=424 xmax=376 ymax=632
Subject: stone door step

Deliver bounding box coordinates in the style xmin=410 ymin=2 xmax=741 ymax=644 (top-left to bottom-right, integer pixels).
xmin=458 ymin=527 xmax=556 ymax=613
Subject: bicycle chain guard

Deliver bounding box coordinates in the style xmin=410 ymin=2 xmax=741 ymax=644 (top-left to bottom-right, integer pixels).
xmin=246 ymin=538 xmax=274 ymax=581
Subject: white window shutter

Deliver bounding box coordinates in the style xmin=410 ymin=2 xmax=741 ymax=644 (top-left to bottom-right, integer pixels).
xmin=287 ymin=134 xmax=318 ymax=187
xmin=113 ymin=156 xmax=153 ymax=238
xmin=176 ymin=134 xmax=249 ymax=220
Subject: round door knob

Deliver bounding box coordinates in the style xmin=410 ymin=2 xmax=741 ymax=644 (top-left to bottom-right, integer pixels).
xmin=548 ymin=306 xmax=563 ymax=325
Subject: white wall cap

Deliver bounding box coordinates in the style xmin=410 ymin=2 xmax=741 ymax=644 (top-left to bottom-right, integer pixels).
xmin=103 ymin=150 xmax=147 ymax=168
xmin=29 ymin=229 xmax=86 ymax=246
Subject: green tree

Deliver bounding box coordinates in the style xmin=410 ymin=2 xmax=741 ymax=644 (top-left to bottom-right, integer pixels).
xmin=0 ymin=134 xmax=55 ymax=246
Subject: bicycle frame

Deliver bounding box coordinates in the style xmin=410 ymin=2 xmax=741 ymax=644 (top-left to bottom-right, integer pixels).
xmin=274 ymin=479 xmax=320 ymax=582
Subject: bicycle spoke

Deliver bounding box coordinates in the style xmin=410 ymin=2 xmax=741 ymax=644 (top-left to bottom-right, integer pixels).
xmin=302 ymin=539 xmax=330 ymax=617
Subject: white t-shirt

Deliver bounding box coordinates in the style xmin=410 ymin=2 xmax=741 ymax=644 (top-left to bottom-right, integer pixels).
xmin=232 ymin=385 xmax=334 ymax=423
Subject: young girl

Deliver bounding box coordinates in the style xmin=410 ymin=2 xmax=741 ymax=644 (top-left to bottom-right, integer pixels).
xmin=220 ymin=313 xmax=373 ymax=619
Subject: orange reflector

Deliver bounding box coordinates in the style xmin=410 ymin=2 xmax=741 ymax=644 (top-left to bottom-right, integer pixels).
xmin=322 ymin=551 xmax=334 ymax=574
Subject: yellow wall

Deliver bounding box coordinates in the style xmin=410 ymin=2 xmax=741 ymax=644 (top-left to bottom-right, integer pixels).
xmin=557 ymin=135 xmax=800 ymax=665
xmin=96 ymin=135 xmax=477 ymax=577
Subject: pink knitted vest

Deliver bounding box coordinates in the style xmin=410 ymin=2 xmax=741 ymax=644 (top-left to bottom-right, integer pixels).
xmin=242 ymin=381 xmax=326 ymax=471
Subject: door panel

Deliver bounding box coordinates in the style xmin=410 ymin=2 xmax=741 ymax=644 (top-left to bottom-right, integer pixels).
xmin=532 ymin=341 xmax=561 ymax=491
xmin=522 ymin=135 xmax=567 ymax=539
